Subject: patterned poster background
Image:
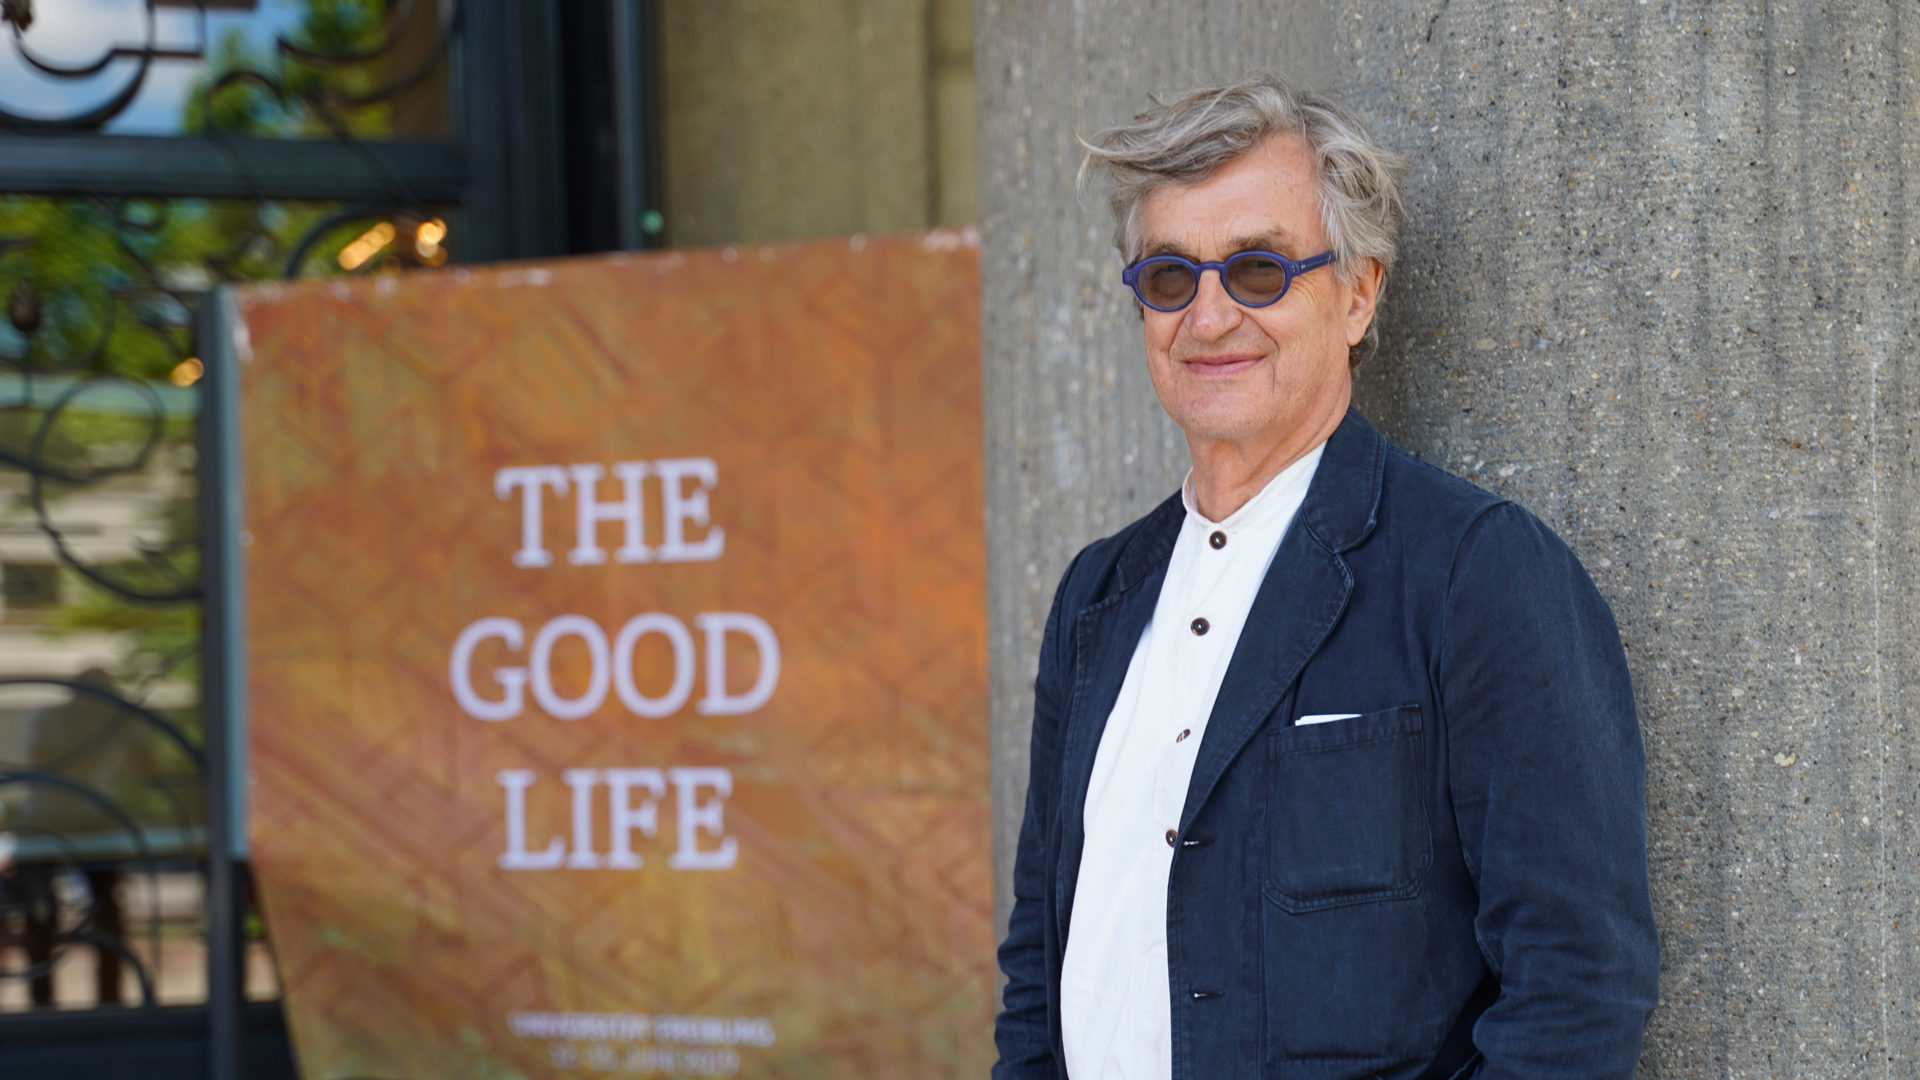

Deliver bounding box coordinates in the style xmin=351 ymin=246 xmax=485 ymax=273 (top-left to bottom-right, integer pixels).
xmin=237 ymin=230 xmax=991 ymax=1079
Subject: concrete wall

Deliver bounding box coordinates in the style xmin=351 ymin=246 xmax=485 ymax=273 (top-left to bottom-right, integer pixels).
xmin=658 ymin=0 xmax=975 ymax=247
xmin=977 ymin=1 xmax=1920 ymax=1074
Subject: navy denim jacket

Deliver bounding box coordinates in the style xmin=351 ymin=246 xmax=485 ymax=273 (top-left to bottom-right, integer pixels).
xmin=993 ymin=409 xmax=1659 ymax=1080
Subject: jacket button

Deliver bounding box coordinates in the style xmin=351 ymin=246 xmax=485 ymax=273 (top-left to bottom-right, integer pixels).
xmin=1165 ymin=829 xmax=1177 ymax=847
xmin=1190 ymin=617 xmax=1209 ymax=636
xmin=1209 ymin=530 xmax=1226 ymax=549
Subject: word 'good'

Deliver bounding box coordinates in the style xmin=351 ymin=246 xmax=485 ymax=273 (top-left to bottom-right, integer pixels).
xmin=451 ymin=612 xmax=779 ymax=721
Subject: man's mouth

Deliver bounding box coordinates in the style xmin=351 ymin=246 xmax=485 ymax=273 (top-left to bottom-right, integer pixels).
xmin=1180 ymin=353 xmax=1263 ymax=377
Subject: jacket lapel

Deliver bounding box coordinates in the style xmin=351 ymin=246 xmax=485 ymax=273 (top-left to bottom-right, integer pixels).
xmin=1178 ymin=527 xmax=1350 ymax=829
xmin=1180 ymin=408 xmax=1387 ymax=830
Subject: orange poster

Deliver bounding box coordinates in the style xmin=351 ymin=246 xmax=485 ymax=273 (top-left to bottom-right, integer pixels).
xmin=236 ymin=230 xmax=992 ymax=1079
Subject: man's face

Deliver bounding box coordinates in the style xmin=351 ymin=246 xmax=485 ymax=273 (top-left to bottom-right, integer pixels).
xmin=1135 ymin=133 xmax=1378 ymax=452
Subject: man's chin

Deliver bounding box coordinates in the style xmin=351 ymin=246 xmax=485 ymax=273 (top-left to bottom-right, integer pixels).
xmin=1163 ymin=389 xmax=1269 ymax=435
xmin=1173 ymin=413 xmax=1275 ymax=448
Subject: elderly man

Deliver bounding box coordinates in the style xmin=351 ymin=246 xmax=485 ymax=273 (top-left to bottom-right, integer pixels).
xmin=992 ymin=75 xmax=1659 ymax=1080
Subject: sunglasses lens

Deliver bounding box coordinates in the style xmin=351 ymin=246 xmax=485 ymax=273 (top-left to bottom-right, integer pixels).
xmin=1137 ymin=260 xmax=1198 ymax=309
xmin=1225 ymin=254 xmax=1289 ymax=305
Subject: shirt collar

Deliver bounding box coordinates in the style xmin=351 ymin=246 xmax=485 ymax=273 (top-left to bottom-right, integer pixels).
xmin=1179 ymin=440 xmax=1328 ymax=536
xmin=1105 ymin=409 xmax=1387 ymax=599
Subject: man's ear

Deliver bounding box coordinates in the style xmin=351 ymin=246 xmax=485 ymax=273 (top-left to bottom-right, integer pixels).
xmin=1345 ymin=257 xmax=1386 ymax=347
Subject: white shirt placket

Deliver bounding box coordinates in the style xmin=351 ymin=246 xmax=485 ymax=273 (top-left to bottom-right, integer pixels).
xmin=1060 ymin=443 xmax=1326 ymax=1080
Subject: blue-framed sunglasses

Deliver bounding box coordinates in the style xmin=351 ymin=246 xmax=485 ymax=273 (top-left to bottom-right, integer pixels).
xmin=1121 ymin=248 xmax=1336 ymax=312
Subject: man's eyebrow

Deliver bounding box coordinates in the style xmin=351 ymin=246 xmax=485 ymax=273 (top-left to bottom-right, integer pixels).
xmin=1140 ymin=229 xmax=1305 ymax=259
xmin=1226 ymin=230 xmax=1303 ymax=253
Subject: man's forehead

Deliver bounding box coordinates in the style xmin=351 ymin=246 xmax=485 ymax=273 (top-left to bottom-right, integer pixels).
xmin=1135 ymin=137 xmax=1324 ymax=256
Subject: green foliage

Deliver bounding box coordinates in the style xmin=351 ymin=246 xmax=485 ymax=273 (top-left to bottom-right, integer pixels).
xmin=1 ymin=2 xmax=428 ymax=742
xmin=3 ymin=195 xmax=196 ymax=379
xmin=179 ymin=28 xmax=290 ymax=136
xmin=187 ymin=0 xmax=400 ymax=140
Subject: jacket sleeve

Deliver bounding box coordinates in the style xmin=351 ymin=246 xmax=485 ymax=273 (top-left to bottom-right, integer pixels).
xmin=991 ymin=549 xmax=1083 ymax=1080
xmin=1440 ymin=502 xmax=1660 ymax=1079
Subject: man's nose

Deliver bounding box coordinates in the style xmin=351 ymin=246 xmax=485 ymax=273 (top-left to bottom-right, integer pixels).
xmin=1184 ymin=268 xmax=1243 ymax=341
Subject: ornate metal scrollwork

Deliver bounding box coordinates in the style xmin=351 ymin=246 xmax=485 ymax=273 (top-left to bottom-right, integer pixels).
xmin=0 ymin=1 xmax=462 ymax=598
xmin=0 ymin=675 xmax=203 ymax=1009
xmin=1 ymin=0 xmax=457 ymax=134
xmin=0 ymin=0 xmax=463 ymax=1017
xmin=0 ymin=0 xmax=190 ymax=132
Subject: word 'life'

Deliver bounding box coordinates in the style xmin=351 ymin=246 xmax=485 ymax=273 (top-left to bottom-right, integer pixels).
xmin=497 ymin=767 xmax=736 ymax=871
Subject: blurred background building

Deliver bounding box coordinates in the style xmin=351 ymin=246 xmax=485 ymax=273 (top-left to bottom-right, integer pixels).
xmin=0 ymin=2 xmax=973 ymax=1075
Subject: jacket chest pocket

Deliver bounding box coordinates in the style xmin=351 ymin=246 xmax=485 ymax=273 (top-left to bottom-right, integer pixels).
xmin=1263 ymin=704 xmax=1431 ymax=913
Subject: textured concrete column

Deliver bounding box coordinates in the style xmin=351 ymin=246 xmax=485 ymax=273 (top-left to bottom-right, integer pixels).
xmin=978 ymin=1 xmax=1919 ymax=1075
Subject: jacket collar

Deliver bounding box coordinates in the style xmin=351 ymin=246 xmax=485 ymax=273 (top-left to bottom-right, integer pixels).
xmin=1296 ymin=406 xmax=1386 ymax=554
xmin=1106 ymin=406 xmax=1385 ymax=594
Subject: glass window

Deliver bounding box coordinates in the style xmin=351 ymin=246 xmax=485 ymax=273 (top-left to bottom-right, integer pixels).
xmin=0 ymin=0 xmax=451 ymax=139
xmin=0 ymin=190 xmax=419 ymax=1013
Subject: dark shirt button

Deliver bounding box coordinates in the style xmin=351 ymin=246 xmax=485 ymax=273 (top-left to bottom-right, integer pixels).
xmin=1190 ymin=617 xmax=1209 ymax=636
xmin=1209 ymin=530 xmax=1227 ymax=549
xmin=1175 ymin=728 xmax=1190 ymax=743
xmin=1165 ymin=829 xmax=1177 ymax=847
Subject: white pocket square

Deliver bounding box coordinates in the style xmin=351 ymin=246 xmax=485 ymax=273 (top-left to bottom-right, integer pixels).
xmin=1295 ymin=713 xmax=1361 ymax=726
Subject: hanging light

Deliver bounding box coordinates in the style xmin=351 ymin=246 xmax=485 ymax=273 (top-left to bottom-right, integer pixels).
xmin=337 ymin=222 xmax=397 ymax=271
xmin=414 ymin=217 xmax=448 ymax=265
xmin=170 ymin=357 xmax=204 ymax=386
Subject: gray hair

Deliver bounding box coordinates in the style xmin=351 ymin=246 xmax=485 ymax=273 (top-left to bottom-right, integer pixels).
xmin=1079 ymin=74 xmax=1407 ymax=367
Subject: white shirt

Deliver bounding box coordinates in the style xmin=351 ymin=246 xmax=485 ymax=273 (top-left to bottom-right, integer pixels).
xmin=1058 ymin=443 xmax=1326 ymax=1080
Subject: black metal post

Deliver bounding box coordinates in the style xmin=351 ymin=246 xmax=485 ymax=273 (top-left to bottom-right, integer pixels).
xmin=610 ymin=0 xmax=661 ymax=250
xmin=196 ymin=288 xmax=247 ymax=1080
xmin=455 ymin=0 xmax=567 ymax=261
